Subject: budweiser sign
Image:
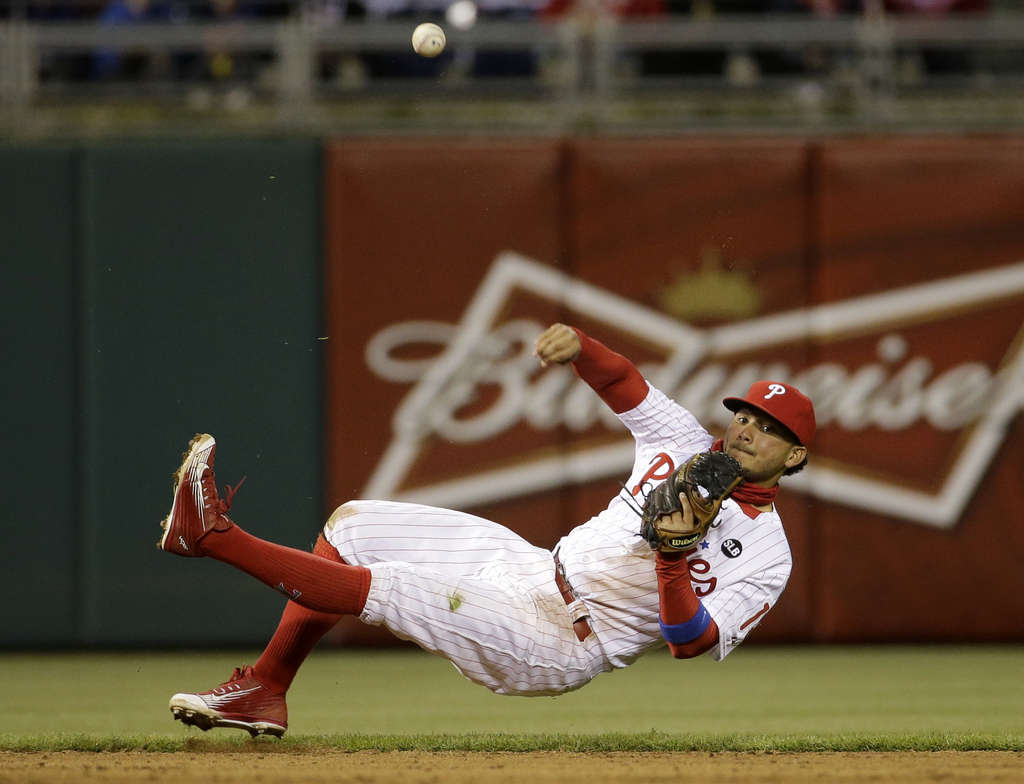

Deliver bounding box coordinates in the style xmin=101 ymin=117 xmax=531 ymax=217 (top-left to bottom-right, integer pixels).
xmin=361 ymin=252 xmax=1024 ymax=530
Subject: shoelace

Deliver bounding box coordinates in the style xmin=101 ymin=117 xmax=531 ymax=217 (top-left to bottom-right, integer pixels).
xmin=220 ymin=476 xmax=246 ymax=512
xmin=228 ymin=665 xmax=254 ymax=683
xmin=203 ymin=475 xmax=247 ymax=516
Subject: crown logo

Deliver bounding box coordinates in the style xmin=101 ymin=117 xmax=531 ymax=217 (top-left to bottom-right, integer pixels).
xmin=657 ymin=247 xmax=761 ymax=322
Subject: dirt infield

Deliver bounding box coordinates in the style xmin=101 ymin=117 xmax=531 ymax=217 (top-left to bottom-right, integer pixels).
xmin=2 ymin=750 xmax=1022 ymax=783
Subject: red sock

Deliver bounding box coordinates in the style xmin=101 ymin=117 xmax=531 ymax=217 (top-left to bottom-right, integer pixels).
xmin=252 ymin=535 xmax=346 ymax=694
xmin=200 ymin=526 xmax=371 ymax=616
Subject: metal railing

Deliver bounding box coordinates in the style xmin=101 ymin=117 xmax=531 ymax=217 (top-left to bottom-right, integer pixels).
xmin=4 ymin=12 xmax=1024 ymax=135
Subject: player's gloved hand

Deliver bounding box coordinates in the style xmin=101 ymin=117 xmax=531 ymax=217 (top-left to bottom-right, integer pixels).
xmin=534 ymin=323 xmax=581 ymax=366
xmin=640 ymin=451 xmax=744 ymax=552
xmin=644 ymin=493 xmax=700 ymax=553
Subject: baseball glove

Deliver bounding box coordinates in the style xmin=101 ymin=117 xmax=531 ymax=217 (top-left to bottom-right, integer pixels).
xmin=639 ymin=451 xmax=745 ymax=552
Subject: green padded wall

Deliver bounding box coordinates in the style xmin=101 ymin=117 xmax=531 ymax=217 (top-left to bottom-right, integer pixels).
xmin=76 ymin=140 xmax=322 ymax=645
xmin=0 ymin=146 xmax=80 ymax=645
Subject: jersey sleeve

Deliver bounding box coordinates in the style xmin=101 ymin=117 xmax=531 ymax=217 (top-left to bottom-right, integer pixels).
xmin=703 ymin=568 xmax=790 ymax=661
xmin=616 ymin=383 xmax=714 ymax=456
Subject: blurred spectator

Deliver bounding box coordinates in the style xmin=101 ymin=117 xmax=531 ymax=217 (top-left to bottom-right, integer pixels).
xmin=884 ymin=0 xmax=985 ymax=12
xmin=251 ymin=0 xmax=295 ymax=15
xmin=541 ymin=0 xmax=740 ymax=79
xmin=539 ymin=0 xmax=665 ymax=20
xmin=23 ymin=2 xmax=105 ymax=82
xmin=346 ymin=1 xmax=446 ymax=79
xmin=540 ymin=0 xmax=686 ymax=80
xmin=354 ymin=0 xmax=545 ymax=81
xmin=464 ymin=0 xmax=546 ymax=78
xmin=767 ymin=0 xmax=861 ymax=13
xmin=357 ymin=8 xmax=453 ymax=80
xmin=302 ymin=0 xmax=365 ymax=86
xmin=884 ymin=0 xmax=989 ymax=76
xmin=90 ymin=0 xmax=283 ymax=87
xmin=21 ymin=1 xmax=105 ymax=20
xmin=92 ymin=0 xmax=180 ymax=80
xmin=753 ymin=0 xmax=863 ymax=80
xmin=544 ymin=0 xmax=663 ymax=16
xmin=176 ymin=0 xmax=268 ymax=83
xmin=301 ymin=0 xmax=351 ymax=23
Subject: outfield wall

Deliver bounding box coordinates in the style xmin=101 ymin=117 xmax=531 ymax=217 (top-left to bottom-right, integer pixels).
xmin=3 ymin=137 xmax=1022 ymax=648
xmin=2 ymin=141 xmax=323 ymax=646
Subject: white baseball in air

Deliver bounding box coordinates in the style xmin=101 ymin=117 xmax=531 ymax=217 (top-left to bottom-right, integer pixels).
xmin=412 ymin=22 xmax=446 ymax=58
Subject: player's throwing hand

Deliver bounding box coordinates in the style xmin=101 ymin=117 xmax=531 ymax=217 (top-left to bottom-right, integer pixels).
xmin=534 ymin=323 xmax=581 ymax=366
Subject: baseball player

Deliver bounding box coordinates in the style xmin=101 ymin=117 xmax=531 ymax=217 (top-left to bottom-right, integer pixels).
xmin=159 ymin=323 xmax=815 ymax=737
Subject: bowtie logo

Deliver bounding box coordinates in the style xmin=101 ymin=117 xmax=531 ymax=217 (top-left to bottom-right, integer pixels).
xmin=361 ymin=251 xmax=1024 ymax=531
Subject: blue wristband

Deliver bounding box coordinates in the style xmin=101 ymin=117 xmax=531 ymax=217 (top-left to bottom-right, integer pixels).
xmin=659 ymin=603 xmax=711 ymax=645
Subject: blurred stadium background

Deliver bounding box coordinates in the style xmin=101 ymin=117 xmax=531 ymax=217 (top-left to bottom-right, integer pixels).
xmin=6 ymin=0 xmax=1024 ymax=134
xmin=2 ymin=0 xmax=1023 ymax=663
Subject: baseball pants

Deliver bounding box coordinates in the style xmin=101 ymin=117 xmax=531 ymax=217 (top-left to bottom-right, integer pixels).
xmin=323 ymin=500 xmax=609 ymax=696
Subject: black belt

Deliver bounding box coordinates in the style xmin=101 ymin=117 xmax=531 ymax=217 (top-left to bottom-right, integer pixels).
xmin=553 ymin=553 xmax=592 ymax=642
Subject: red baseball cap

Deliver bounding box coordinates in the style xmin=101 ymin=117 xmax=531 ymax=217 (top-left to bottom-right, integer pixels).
xmin=722 ymin=381 xmax=816 ymax=447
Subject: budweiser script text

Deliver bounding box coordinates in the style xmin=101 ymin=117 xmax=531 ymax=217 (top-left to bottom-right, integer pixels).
xmin=366 ymin=319 xmax=1001 ymax=443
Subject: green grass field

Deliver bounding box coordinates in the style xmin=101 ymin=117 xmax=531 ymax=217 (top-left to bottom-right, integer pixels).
xmin=2 ymin=645 xmax=1022 ymax=752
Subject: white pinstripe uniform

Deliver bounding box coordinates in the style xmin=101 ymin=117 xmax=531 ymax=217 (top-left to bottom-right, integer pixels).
xmin=323 ymin=383 xmax=792 ymax=696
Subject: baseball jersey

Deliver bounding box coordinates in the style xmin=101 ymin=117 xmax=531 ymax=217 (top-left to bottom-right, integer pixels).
xmin=555 ymin=382 xmax=793 ymax=667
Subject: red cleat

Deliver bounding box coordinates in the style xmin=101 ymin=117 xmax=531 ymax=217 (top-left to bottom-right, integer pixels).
xmin=159 ymin=433 xmax=242 ymax=557
xmin=169 ymin=665 xmax=287 ymax=738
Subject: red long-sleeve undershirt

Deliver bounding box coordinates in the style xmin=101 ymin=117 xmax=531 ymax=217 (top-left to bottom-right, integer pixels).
xmin=569 ymin=329 xmax=649 ymax=413
xmin=571 ymin=328 xmax=718 ymax=659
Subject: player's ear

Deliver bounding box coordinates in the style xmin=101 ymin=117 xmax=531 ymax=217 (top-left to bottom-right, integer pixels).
xmin=784 ymin=444 xmax=807 ymax=469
